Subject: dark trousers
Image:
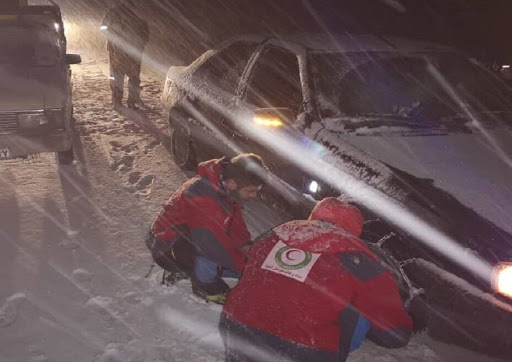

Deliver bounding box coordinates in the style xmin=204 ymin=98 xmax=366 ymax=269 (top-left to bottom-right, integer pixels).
xmin=146 ymin=232 xmax=232 ymax=294
xmin=148 ymin=234 xmax=197 ymax=274
xmin=108 ymin=45 xmax=142 ymax=104
xmin=219 ymin=314 xmax=339 ymax=362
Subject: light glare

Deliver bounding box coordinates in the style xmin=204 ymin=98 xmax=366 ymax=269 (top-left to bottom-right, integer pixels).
xmin=54 ymin=23 xmax=60 ymax=31
xmin=253 ymin=116 xmax=283 ymax=127
xmin=308 ymin=180 xmax=319 ymax=193
xmin=494 ymin=263 xmax=512 ymax=298
xmin=100 ymin=25 xmax=108 ymax=31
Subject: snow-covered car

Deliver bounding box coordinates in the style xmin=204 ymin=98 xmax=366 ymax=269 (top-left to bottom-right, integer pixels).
xmin=0 ymin=4 xmax=81 ymax=165
xmin=162 ymin=34 xmax=512 ymax=357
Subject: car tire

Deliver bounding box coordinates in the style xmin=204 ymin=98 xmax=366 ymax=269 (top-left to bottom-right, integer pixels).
xmin=57 ymin=147 xmax=74 ymax=165
xmin=366 ymin=241 xmax=432 ymax=332
xmin=171 ymin=118 xmax=196 ymax=170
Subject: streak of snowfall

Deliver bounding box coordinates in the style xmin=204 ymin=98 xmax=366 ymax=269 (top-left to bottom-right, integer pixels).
xmin=1 ymin=1 xmax=510 ymax=361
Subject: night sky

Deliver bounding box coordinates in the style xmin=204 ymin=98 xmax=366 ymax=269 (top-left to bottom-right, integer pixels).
xmin=3 ymin=0 xmax=512 ymax=64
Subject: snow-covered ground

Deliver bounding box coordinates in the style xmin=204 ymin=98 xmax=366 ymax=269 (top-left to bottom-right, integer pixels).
xmin=0 ymin=56 xmax=507 ymax=362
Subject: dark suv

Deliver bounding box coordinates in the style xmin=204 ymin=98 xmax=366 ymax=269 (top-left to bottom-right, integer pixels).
xmin=0 ymin=4 xmax=81 ymax=164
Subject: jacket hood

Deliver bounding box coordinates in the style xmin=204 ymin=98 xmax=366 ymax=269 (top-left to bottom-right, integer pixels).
xmin=197 ymin=158 xmax=224 ymax=190
xmin=274 ymin=219 xmax=365 ymax=254
xmin=308 ymin=197 xmax=363 ymax=237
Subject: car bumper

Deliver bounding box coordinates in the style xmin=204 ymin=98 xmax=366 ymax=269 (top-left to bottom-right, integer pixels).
xmin=428 ymin=300 xmax=512 ymax=359
xmin=411 ymin=259 xmax=512 ymax=358
xmin=0 ymin=131 xmax=72 ymax=159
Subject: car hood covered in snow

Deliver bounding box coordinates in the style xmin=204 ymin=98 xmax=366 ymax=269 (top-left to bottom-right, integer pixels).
xmin=313 ymin=121 xmax=512 ymax=241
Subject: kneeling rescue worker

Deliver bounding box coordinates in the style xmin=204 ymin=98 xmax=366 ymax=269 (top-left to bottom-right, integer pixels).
xmin=146 ymin=153 xmax=268 ymax=304
xmin=220 ymin=197 xmax=413 ymax=361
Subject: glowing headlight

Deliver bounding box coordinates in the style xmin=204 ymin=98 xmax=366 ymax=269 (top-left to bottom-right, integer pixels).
xmin=100 ymin=25 xmax=108 ymax=31
xmin=253 ymin=116 xmax=283 ymax=128
xmin=492 ymin=263 xmax=512 ymax=298
xmin=308 ymin=180 xmax=319 ymax=193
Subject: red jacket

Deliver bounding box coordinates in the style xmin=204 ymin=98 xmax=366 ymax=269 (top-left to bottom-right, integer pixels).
xmin=152 ymin=159 xmax=250 ymax=271
xmin=223 ymin=208 xmax=412 ymax=355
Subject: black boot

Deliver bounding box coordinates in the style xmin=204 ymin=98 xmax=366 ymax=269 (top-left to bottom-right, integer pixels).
xmin=162 ymin=268 xmax=189 ymax=285
xmin=191 ymin=277 xmax=231 ymax=304
xmin=127 ymin=94 xmax=142 ymax=110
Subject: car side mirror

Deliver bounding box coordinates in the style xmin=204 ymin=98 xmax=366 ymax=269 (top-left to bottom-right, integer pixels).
xmin=253 ymin=108 xmax=295 ymax=128
xmin=66 ymin=54 xmax=82 ymax=65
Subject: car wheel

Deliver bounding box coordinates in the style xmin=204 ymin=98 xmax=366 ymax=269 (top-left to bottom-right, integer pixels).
xmin=366 ymin=241 xmax=430 ymax=331
xmin=57 ymin=147 xmax=74 ymax=165
xmin=171 ymin=119 xmax=196 ymax=170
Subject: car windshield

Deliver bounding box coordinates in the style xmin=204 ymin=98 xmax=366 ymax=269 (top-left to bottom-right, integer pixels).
xmin=312 ymin=52 xmax=512 ymax=128
xmin=0 ymin=26 xmax=61 ymax=66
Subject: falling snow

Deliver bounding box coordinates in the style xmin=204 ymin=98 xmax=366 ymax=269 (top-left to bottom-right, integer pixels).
xmin=2 ymin=0 xmax=512 ymax=361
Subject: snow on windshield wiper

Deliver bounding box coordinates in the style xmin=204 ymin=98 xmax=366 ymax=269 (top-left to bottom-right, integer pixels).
xmin=343 ymin=115 xmax=440 ymax=131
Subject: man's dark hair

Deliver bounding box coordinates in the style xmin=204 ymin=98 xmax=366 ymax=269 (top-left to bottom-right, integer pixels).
xmin=222 ymin=153 xmax=269 ymax=188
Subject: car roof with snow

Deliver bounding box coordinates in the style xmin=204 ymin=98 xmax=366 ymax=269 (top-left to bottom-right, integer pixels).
xmin=216 ymin=33 xmax=455 ymax=54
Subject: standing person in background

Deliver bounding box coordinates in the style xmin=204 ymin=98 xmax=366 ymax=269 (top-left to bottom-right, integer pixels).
xmin=102 ymin=0 xmax=149 ymax=110
xmin=220 ymin=197 xmax=413 ymax=361
xmin=146 ymin=154 xmax=269 ymax=304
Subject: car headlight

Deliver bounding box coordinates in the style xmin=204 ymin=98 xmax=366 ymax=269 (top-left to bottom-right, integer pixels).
xmin=492 ymin=263 xmax=512 ymax=298
xmin=253 ymin=116 xmax=283 ymax=128
xmin=18 ymin=110 xmax=66 ymax=130
xmin=18 ymin=113 xmax=48 ymax=128
xmin=44 ymin=109 xmax=66 ymax=129
xmin=308 ymin=180 xmax=319 ymax=193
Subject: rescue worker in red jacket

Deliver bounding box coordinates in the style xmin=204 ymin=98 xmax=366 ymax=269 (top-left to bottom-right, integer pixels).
xmin=220 ymin=197 xmax=413 ymax=361
xmin=146 ymin=153 xmax=268 ymax=304
xmin=102 ymin=0 xmax=149 ymax=110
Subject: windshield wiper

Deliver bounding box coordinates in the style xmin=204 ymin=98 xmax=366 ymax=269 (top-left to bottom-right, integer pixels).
xmin=343 ymin=117 xmax=435 ymax=131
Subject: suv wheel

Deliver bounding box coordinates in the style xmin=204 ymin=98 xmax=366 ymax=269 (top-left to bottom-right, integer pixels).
xmin=171 ymin=119 xmax=196 ymax=170
xmin=57 ymin=147 xmax=74 ymax=165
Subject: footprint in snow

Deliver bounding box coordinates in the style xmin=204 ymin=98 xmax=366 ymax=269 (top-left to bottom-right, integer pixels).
xmin=121 ymin=292 xmax=143 ymax=305
xmin=58 ymin=238 xmax=80 ymax=250
xmin=86 ymin=296 xmax=115 ymax=322
xmin=128 ymin=171 xmax=142 ymax=185
xmin=144 ymin=140 xmax=160 ymax=152
xmin=28 ymin=346 xmax=49 ymax=362
xmin=109 ymin=140 xmax=122 ymax=147
xmin=120 ymin=143 xmax=135 ymax=153
xmin=126 ymin=173 xmax=154 ymax=194
xmin=0 ymin=293 xmax=26 ymax=328
xmin=73 ymin=268 xmax=93 ymax=283
xmin=135 ymin=175 xmax=155 ymax=191
xmin=111 ymin=155 xmax=134 ymax=171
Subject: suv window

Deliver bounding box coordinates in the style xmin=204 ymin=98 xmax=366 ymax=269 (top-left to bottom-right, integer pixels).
xmin=198 ymin=41 xmax=256 ymax=94
xmin=245 ymin=46 xmax=303 ymax=115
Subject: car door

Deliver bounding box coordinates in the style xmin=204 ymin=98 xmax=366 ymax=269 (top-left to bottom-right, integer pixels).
xmin=186 ymin=40 xmax=259 ymax=161
xmin=231 ymin=44 xmax=306 ymax=187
